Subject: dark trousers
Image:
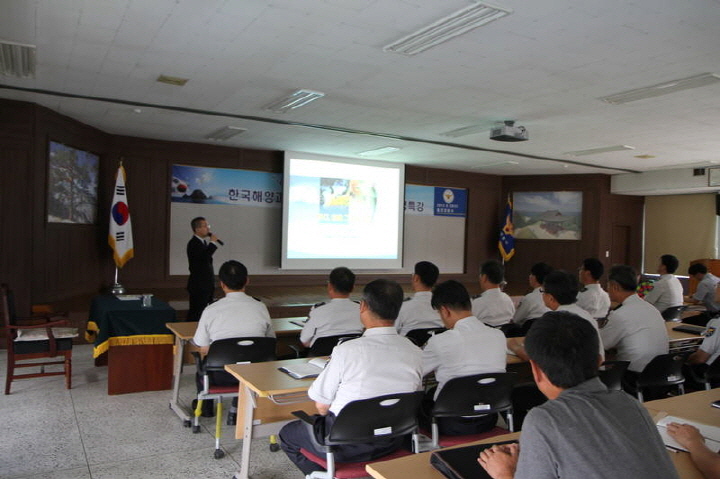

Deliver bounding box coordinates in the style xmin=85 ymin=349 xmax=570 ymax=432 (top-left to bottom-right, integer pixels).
xmin=421 ymin=388 xmax=498 ymax=436
xmin=279 ymin=413 xmax=403 ymax=475
xmin=187 ymin=288 xmax=213 ymax=321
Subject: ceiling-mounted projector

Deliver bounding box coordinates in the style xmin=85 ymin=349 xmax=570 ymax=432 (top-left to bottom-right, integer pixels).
xmin=490 ymin=121 xmax=528 ymax=142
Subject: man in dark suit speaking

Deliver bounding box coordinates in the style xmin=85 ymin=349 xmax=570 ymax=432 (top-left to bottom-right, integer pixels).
xmin=186 ymin=216 xmax=222 ymax=321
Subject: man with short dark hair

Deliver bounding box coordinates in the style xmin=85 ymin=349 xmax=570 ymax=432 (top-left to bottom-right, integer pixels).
xmin=423 ymin=280 xmax=506 ymax=434
xmin=279 ymin=279 xmax=423 ymax=475
xmin=511 ymin=262 xmax=552 ymax=326
xmin=479 ymin=312 xmax=678 ymax=479
xmin=186 ymin=216 xmax=223 ymax=321
xmin=684 ymin=263 xmax=720 ymax=326
xmin=576 ymin=258 xmax=611 ymax=319
xmin=395 ymin=261 xmax=443 ymax=335
xmin=600 ymin=265 xmax=668 ymax=374
xmin=643 ymin=254 xmax=683 ymax=313
xmin=192 ymin=260 xmax=274 ymax=353
xmin=300 ymin=267 xmax=362 ymax=347
xmin=472 ymin=260 xmax=515 ymax=327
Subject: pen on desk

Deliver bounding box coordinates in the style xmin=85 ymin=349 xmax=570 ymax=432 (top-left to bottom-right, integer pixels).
xmin=290 ymin=320 xmax=306 ymax=328
xmin=665 ymin=445 xmax=682 ymax=453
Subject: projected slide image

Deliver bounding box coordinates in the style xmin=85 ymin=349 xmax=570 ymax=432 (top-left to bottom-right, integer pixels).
xmin=284 ymin=156 xmax=402 ymax=264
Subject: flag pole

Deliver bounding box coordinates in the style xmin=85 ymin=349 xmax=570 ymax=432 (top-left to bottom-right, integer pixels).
xmin=111 ymin=267 xmax=125 ymax=294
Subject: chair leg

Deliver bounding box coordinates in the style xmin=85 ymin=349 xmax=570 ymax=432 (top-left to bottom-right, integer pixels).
xmin=431 ymin=422 xmax=440 ymax=449
xmin=507 ymin=411 xmax=514 ymax=432
xmin=678 ymin=384 xmax=685 ymax=396
xmin=637 ymin=389 xmax=644 ymax=402
xmin=192 ymin=399 xmax=202 ymax=433
xmin=214 ymin=400 xmax=225 ymax=459
xmin=5 ymin=357 xmax=12 ymax=395
xmin=65 ymin=355 xmax=72 ymax=389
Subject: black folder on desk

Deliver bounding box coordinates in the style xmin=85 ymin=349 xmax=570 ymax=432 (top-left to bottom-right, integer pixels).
xmin=672 ymin=324 xmax=706 ymax=335
xmin=430 ymin=440 xmax=517 ymax=479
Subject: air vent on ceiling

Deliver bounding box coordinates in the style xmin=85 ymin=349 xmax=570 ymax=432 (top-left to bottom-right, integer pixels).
xmin=600 ymin=73 xmax=720 ymax=105
xmin=0 ymin=40 xmax=36 ymax=78
xmin=693 ymin=168 xmax=706 ymax=177
xmin=264 ymin=89 xmax=325 ymax=113
xmin=204 ymin=126 xmax=247 ymax=141
xmin=383 ymin=1 xmax=513 ymax=56
xmin=156 ymin=75 xmax=189 ymax=86
xmin=564 ymin=145 xmax=635 ymax=157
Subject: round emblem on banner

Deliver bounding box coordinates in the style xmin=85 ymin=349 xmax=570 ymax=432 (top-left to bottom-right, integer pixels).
xmin=443 ymin=189 xmax=454 ymax=203
xmin=112 ymin=202 xmax=129 ymax=225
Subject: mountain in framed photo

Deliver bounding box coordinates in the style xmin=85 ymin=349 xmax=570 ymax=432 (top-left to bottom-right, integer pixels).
xmin=512 ymin=191 xmax=582 ymax=240
xmin=47 ymin=141 xmax=99 ymax=224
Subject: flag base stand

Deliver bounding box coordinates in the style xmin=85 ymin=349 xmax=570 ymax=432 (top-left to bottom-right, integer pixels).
xmin=111 ymin=282 xmax=126 ymax=295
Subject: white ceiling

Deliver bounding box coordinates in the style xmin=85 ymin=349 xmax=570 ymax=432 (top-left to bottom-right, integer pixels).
xmin=2 ymin=0 xmax=720 ymax=178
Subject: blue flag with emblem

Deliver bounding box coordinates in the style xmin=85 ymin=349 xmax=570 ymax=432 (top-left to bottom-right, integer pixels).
xmin=499 ymin=195 xmax=515 ymax=262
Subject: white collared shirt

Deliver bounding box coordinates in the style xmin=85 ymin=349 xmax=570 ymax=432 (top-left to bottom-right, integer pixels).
xmin=693 ymin=273 xmax=720 ymax=313
xmin=600 ymin=294 xmax=668 ymax=372
xmin=422 ymin=316 xmax=506 ymax=399
xmin=300 ymin=298 xmax=362 ymax=346
xmin=576 ymin=283 xmax=611 ymax=319
xmin=395 ymin=291 xmax=443 ymax=336
xmin=308 ymin=327 xmax=423 ymax=415
xmin=193 ymin=291 xmax=274 ymax=347
xmin=700 ymin=316 xmax=720 ymax=364
xmin=643 ymin=274 xmax=683 ymax=313
xmin=556 ymin=303 xmax=604 ymax=360
xmin=512 ymin=287 xmax=550 ymax=326
xmin=471 ymin=287 xmax=515 ymax=327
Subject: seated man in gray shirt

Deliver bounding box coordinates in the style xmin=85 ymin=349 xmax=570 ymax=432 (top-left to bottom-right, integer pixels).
xmin=479 ymin=311 xmax=678 ymax=479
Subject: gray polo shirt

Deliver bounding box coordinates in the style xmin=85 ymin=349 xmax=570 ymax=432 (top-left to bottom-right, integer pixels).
xmin=515 ymin=377 xmax=679 ymax=479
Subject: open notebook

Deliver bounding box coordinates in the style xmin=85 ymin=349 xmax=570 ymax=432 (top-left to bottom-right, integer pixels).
xmin=278 ymin=357 xmax=329 ymax=379
xmin=656 ymin=415 xmax=720 ymax=452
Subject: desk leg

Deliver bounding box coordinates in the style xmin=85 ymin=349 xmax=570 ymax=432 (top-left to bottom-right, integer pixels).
xmin=237 ymin=384 xmax=256 ymax=479
xmin=168 ymin=337 xmax=191 ymax=425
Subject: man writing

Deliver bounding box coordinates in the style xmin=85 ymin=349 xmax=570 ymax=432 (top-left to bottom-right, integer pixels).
xmin=479 ymin=312 xmax=678 ymax=479
xmin=186 ymin=216 xmax=222 ymax=321
xmin=279 ymin=279 xmax=423 ymax=475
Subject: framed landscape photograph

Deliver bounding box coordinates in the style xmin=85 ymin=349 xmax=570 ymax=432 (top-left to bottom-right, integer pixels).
xmin=47 ymin=141 xmax=99 ymax=224
xmin=513 ymin=191 xmax=583 ymax=240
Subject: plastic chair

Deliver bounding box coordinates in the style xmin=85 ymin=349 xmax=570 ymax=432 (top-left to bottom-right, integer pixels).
xmin=430 ymin=373 xmax=515 ymax=448
xmin=598 ymin=360 xmax=630 ymax=391
xmin=661 ymin=305 xmax=686 ymax=322
xmin=2 ymin=284 xmax=77 ymax=395
xmin=405 ymin=328 xmax=446 ymax=347
xmin=192 ymin=336 xmax=276 ymax=458
xmin=686 ymin=357 xmax=720 ymax=390
xmin=308 ymin=334 xmax=362 ymax=357
xmin=635 ymin=353 xmax=686 ymax=402
xmin=293 ymin=391 xmax=425 ymax=479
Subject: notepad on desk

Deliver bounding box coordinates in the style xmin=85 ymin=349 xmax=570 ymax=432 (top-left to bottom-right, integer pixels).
xmin=656 ymin=415 xmax=720 ymax=452
xmin=278 ymin=357 xmax=329 ymax=379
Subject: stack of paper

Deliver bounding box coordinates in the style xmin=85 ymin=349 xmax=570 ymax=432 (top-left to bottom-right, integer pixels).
xmin=656 ymin=415 xmax=720 ymax=452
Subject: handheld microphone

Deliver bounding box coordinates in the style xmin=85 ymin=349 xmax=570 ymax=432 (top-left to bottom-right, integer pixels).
xmin=209 ymin=232 xmax=224 ymax=246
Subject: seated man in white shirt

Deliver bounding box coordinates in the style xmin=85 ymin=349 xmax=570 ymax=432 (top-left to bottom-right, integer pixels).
xmin=685 ymin=315 xmax=720 ymax=386
xmin=395 ymin=261 xmax=443 ymax=336
xmin=576 ymin=257 xmax=611 ymax=319
xmin=472 ymin=260 xmax=515 ymax=327
xmin=683 ymin=263 xmax=720 ymax=327
xmin=424 ymin=280 xmax=506 ymax=434
xmin=279 ymin=279 xmax=423 ymax=476
xmin=510 ymin=262 xmax=553 ymax=329
xmin=300 ymin=266 xmax=362 ymax=348
xmin=192 ymin=260 xmax=275 ymax=419
xmin=643 ymin=254 xmax=684 ymax=314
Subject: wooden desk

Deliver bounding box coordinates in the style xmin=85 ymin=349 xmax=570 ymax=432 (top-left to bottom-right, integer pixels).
xmin=367 ymin=390 xmax=719 ymax=479
xmin=645 ymin=389 xmax=720 ymax=479
xmin=165 ymin=318 xmax=305 ymax=425
xmin=226 ymin=358 xmax=316 ymax=479
xmin=667 ymin=322 xmax=704 ymax=354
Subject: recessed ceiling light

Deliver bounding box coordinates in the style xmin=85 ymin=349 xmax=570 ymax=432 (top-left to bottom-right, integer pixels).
xmin=156 ymin=75 xmax=189 ymax=86
xmin=132 ymin=108 xmax=142 ymax=114
xmin=357 ymin=146 xmax=401 ymax=157
xmin=0 ymin=40 xmax=36 ymax=78
xmin=441 ymin=124 xmax=488 ymax=138
xmin=204 ymin=126 xmax=247 ymax=141
xmin=564 ymin=145 xmax=635 ymax=156
xmin=599 ymin=73 xmax=720 ymax=104
xmin=384 ymin=1 xmax=513 ymax=55
xmin=470 ymin=160 xmax=519 ymax=169
xmin=263 ymin=89 xmax=325 ymax=113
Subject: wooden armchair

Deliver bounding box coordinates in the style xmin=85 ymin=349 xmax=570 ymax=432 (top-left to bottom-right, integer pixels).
xmin=2 ymin=284 xmax=77 ymax=394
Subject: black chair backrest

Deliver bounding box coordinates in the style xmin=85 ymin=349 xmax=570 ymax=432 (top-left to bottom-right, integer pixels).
xmin=661 ymin=306 xmax=685 ymax=321
xmin=204 ymin=337 xmax=277 ymax=372
xmin=598 ymin=360 xmax=630 ymax=391
xmin=637 ymin=353 xmax=685 ymax=387
xmin=308 ymin=334 xmax=361 ymax=357
xmin=324 ymin=391 xmax=424 ymax=445
xmin=405 ymin=328 xmax=447 ymax=346
xmin=432 ymin=373 xmax=515 ymax=418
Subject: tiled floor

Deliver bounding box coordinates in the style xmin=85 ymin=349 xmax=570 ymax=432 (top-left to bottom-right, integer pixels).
xmin=0 ymin=344 xmax=302 ymax=479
